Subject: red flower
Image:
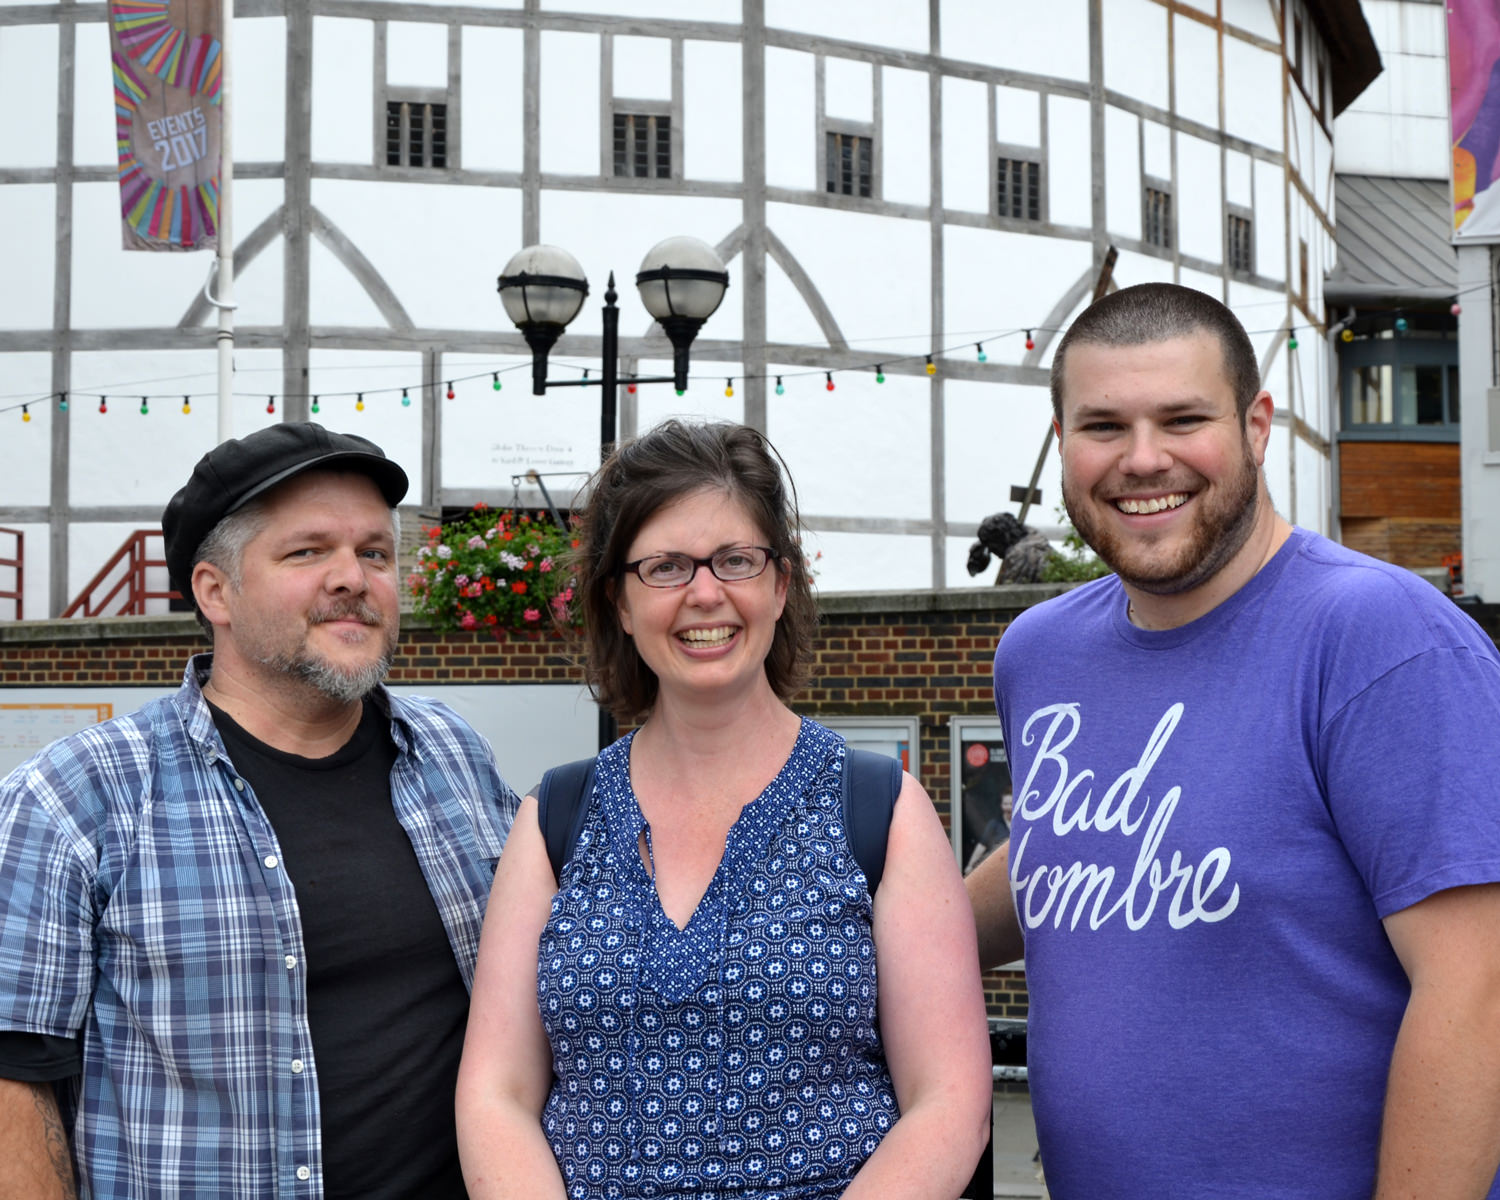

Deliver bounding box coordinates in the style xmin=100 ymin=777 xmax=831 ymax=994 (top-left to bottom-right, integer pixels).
xmin=512 ymin=582 xmax=527 ymax=595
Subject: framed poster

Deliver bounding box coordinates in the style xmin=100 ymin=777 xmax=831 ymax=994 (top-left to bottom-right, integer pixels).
xmin=949 ymin=716 xmax=1011 ymax=875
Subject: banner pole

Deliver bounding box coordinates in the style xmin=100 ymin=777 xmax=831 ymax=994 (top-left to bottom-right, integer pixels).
xmin=215 ymin=0 xmax=235 ymax=444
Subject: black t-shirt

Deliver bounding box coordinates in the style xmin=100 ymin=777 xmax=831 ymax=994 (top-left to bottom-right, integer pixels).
xmin=209 ymin=699 xmax=471 ymax=1200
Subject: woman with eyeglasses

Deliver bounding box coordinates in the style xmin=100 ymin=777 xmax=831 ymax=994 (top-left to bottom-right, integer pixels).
xmin=456 ymin=419 xmax=991 ymax=1199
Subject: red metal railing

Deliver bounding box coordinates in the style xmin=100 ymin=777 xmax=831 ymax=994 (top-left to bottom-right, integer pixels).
xmin=61 ymin=530 xmax=180 ymax=618
xmin=0 ymin=526 xmax=22 ymax=620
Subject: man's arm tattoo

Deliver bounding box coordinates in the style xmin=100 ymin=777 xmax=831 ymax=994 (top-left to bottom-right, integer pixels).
xmin=31 ymin=1083 xmax=78 ymax=1200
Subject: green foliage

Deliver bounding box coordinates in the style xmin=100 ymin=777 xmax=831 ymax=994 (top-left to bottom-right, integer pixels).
xmin=1039 ymin=505 xmax=1113 ymax=584
xmin=406 ymin=505 xmax=582 ymax=635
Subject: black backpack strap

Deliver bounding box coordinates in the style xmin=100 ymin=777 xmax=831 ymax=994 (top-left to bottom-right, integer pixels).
xmin=536 ymin=756 xmax=598 ymax=884
xmin=842 ymin=748 xmax=903 ymax=895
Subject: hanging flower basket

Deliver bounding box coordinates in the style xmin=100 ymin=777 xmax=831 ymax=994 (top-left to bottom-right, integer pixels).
xmin=407 ymin=504 xmax=582 ymax=636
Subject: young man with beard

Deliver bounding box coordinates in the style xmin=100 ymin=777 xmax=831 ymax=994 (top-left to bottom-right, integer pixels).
xmin=0 ymin=423 xmax=520 ymax=1199
xmin=966 ymin=283 xmax=1500 ymax=1199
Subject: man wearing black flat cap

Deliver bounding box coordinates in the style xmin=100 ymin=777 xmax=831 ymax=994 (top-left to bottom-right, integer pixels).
xmin=0 ymin=422 xmax=520 ymax=1199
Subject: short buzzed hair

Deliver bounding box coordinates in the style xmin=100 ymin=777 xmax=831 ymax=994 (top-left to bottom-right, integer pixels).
xmin=1050 ymin=282 xmax=1262 ymax=426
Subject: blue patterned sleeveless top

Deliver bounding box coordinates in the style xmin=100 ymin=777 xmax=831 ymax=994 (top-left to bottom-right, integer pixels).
xmin=537 ymin=718 xmax=899 ymax=1199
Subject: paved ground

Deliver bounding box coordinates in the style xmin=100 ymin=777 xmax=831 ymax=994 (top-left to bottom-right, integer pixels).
xmin=990 ymin=1093 xmax=1049 ymax=1199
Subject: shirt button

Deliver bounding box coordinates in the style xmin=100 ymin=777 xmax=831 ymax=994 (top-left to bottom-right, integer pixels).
xmin=284 ymin=955 xmax=297 ymax=970
xmin=234 ymin=778 xmax=245 ymax=791
xmin=296 ymin=1165 xmax=310 ymax=1181
xmin=264 ymin=855 xmax=278 ymax=869
xmin=291 ymin=1059 xmax=304 ymax=1074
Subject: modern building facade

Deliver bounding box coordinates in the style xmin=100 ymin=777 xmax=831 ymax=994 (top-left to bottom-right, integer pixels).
xmin=0 ymin=0 xmax=1378 ymax=618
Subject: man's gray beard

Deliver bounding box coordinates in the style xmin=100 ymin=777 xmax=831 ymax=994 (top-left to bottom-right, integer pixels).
xmin=260 ymin=647 xmax=393 ymax=704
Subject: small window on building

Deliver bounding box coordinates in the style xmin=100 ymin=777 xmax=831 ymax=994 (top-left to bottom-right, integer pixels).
xmin=826 ymin=130 xmax=873 ymax=198
xmin=1227 ymin=210 xmax=1253 ymax=274
xmin=385 ymin=100 xmax=447 ymax=169
xmin=1299 ymin=239 xmax=1310 ymax=301
xmin=614 ymin=112 xmax=671 ymax=179
xmin=1292 ymin=14 xmax=1304 ymax=87
xmin=1143 ymin=183 xmax=1173 ymax=250
xmin=1341 ymin=322 xmax=1460 ymax=435
xmin=997 ymin=156 xmax=1041 ymax=221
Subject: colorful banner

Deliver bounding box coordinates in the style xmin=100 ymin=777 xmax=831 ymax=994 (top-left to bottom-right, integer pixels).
xmin=109 ymin=0 xmax=222 ymax=251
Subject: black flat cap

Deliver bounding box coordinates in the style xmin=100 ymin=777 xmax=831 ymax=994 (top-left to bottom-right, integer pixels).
xmin=162 ymin=422 xmax=409 ymax=595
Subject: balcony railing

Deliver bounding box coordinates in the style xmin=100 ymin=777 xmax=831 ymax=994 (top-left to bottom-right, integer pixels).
xmin=0 ymin=526 xmax=21 ymax=619
xmin=61 ymin=530 xmax=180 ymax=618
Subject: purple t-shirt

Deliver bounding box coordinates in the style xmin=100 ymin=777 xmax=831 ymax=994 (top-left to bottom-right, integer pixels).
xmin=993 ymin=528 xmax=1500 ymax=1199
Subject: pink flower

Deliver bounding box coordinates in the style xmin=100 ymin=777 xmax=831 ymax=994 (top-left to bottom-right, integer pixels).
xmin=539 ymin=558 xmax=553 ymax=573
xmin=523 ymin=608 xmax=541 ymax=622
xmin=459 ymin=611 xmax=478 ymax=630
xmin=467 ymin=535 xmax=486 ymax=551
xmin=454 ymin=574 xmax=470 ymax=588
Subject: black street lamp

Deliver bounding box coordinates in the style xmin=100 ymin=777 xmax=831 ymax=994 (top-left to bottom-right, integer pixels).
xmin=497 ymin=236 xmax=729 ymax=459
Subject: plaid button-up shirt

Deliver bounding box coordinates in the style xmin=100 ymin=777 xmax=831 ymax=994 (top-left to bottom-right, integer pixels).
xmin=0 ymin=655 xmax=518 ymax=1198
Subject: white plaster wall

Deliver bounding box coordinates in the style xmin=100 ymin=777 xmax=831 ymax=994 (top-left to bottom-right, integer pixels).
xmin=684 ymin=40 xmax=742 ymax=182
xmin=1 ymin=24 xmax=58 ymax=168
xmin=1143 ymin=118 xmax=1170 ymax=180
xmin=436 ymin=351 xmax=599 ymax=488
xmin=388 ymin=21 xmax=448 ymax=87
xmin=1287 ymin=86 xmax=1315 ymax=184
xmin=802 ymin=531 xmax=933 ymax=595
xmin=66 ymin=349 xmax=283 ymax=506
xmin=233 ymin=18 xmax=290 ymax=164
xmin=406 ymin=0 xmax=519 ymax=7
xmin=768 ymin=371 xmax=930 ymax=520
xmin=767 ymin=204 xmax=929 ymax=348
xmin=941 ymin=0 xmax=1089 ymax=81
xmin=943 ymin=228 xmax=1094 ymax=365
xmin=769 ymin=2 xmax=926 ymax=51
xmin=1252 ymin=158 xmax=1286 ymax=283
xmin=1226 ymin=147 xmax=1251 ymax=208
xmin=881 ymin=67 xmax=929 ymax=207
xmin=462 ymin=26 xmax=525 ymax=172
xmin=1334 ymin=0 xmax=1449 ymax=177
xmin=1262 ymin=415 xmax=1291 ymax=521
xmin=1 ymin=185 xmax=54 ymax=330
xmin=1223 ymin=35 xmax=1282 ymax=151
xmin=1177 ymin=0 xmax=1215 ymax=16
xmin=995 ymin=85 xmax=1040 ymax=149
xmin=72 ymin=21 xmax=115 ymax=167
xmin=1178 ymin=132 xmax=1223 ymax=264
xmin=69 ymin=180 xmax=282 ymax=328
xmin=944 ymin=380 xmax=1058 ymax=527
xmin=303 ymin=349 xmax=426 ymax=495
xmin=614 ymin=35 xmax=671 ymax=101
xmin=1174 ymin=13 xmax=1220 ymax=131
xmin=1186 ymin=264 xmax=1230 ymax=298
xmin=539 ymin=31 xmax=600 ymax=175
xmin=1110 ymin=247 xmax=1177 ymax=290
xmin=311 ymin=17 xmax=374 ymax=165
xmin=1104 ymin=106 xmax=1142 ymax=240
xmin=764 ymin=254 xmax=828 ymax=348
xmin=539 ymin=190 xmax=744 ymax=342
xmin=221 ymin=180 xmax=286 ymax=328
xmin=1294 ymin=427 xmax=1328 ymax=532
xmin=1229 ymin=278 xmax=1291 ymax=385
xmin=765 ymin=47 xmax=815 ymax=191
xmin=308 ymin=237 xmax=390 ymax=329
xmin=632 ymin=358 xmax=744 ymax=432
xmin=942 ymin=75 xmax=989 ymax=214
xmin=310 ymin=179 xmax=523 ymax=330
xmin=825 ymin=56 xmax=872 ymax=124
xmin=0 ymin=354 xmax=53 ymax=504
xmin=1047 ymin=95 xmax=1092 ymax=229
xmin=1224 ymin=0 xmax=1279 ymax=42
xmin=1103 ymin=0 xmax=1167 ymax=111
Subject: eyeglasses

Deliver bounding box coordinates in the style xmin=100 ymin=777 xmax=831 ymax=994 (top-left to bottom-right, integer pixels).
xmin=621 ymin=545 xmax=780 ymax=588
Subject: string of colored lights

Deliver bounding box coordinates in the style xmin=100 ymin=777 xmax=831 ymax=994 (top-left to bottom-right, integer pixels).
xmin=0 ymin=294 xmax=1471 ymax=422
